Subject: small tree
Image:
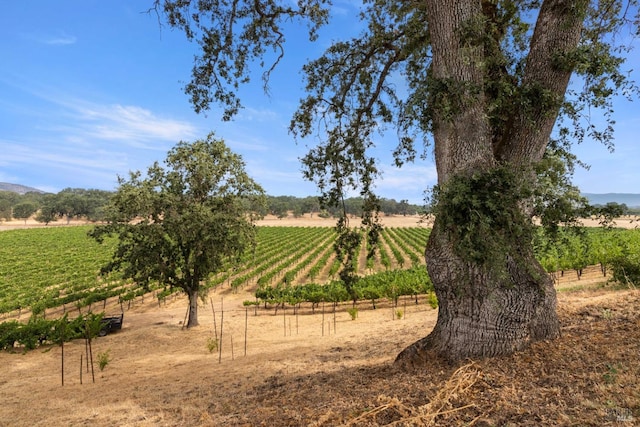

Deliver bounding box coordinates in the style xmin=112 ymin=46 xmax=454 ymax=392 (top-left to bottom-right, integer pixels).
xmin=89 ymin=133 xmax=266 ymax=327
xmin=12 ymin=202 xmax=37 ymax=224
xmin=35 ymin=194 xmax=60 ymax=225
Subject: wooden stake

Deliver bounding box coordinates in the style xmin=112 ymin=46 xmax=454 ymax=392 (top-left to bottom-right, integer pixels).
xmin=88 ymin=338 xmax=95 ymax=384
xmin=181 ymin=304 xmax=189 ymax=330
xmin=244 ymin=307 xmax=248 ymax=357
xmin=85 ymin=337 xmax=90 ymax=373
xmin=210 ymin=298 xmax=218 ymax=341
xmin=333 ymin=308 xmax=336 ymax=334
xmin=218 ymin=304 xmax=224 ymax=364
xmin=80 ymin=354 xmax=83 ymax=385
xmin=61 ymin=338 xmax=65 ymax=387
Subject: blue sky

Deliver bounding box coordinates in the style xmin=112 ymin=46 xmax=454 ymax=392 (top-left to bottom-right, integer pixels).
xmin=0 ymin=2 xmax=638 ymax=205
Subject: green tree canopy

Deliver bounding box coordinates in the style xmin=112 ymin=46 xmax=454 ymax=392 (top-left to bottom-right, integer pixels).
xmin=89 ymin=133 xmax=266 ymax=327
xmin=12 ymin=202 xmax=37 ymax=224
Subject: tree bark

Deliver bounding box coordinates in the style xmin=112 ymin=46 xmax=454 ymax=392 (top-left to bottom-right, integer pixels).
xmin=395 ymin=0 xmax=582 ymax=365
xmin=187 ymin=288 xmax=199 ymax=327
xmin=396 ymin=221 xmax=559 ymax=365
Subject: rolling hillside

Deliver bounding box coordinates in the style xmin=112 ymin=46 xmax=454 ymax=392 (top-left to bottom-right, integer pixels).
xmin=0 ymin=182 xmax=46 ymax=194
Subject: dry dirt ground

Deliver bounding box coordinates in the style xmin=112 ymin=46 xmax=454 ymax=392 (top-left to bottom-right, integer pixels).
xmin=0 ymin=216 xmax=638 ymax=426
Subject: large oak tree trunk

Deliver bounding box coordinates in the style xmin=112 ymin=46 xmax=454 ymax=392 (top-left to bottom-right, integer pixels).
xmin=396 ymin=222 xmax=560 ymax=365
xmin=395 ymin=0 xmax=584 ymax=364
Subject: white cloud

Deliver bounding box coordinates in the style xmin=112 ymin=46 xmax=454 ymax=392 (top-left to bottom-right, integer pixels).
xmin=376 ymin=164 xmax=437 ymax=203
xmin=23 ymin=31 xmax=77 ymax=46
xmin=236 ymin=106 xmax=280 ymax=122
xmin=2 ymin=78 xmax=199 ymax=148
xmin=0 ymin=139 xmax=127 ymax=172
xmin=224 ymin=136 xmax=270 ymax=152
xmin=70 ymin=103 xmax=199 ymax=146
xmin=44 ymin=35 xmax=77 ymax=45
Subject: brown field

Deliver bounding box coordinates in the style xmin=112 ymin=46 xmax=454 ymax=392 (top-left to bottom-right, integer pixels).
xmin=2 ymin=212 xmax=637 ymax=230
xmin=0 ymin=216 xmax=638 ymax=426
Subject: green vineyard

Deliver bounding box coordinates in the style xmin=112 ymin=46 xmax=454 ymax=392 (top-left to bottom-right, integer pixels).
xmin=0 ymin=224 xmax=639 ymax=317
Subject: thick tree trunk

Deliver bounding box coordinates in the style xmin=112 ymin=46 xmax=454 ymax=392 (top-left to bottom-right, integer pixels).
xmin=396 ymin=221 xmax=560 ymax=365
xmin=187 ymin=289 xmax=199 ymax=328
xmin=394 ymin=0 xmax=583 ymax=365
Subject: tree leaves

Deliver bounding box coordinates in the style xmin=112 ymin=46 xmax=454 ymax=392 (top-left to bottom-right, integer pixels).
xmin=90 ymin=133 xmax=266 ymax=321
xmin=154 ymin=0 xmax=330 ymax=118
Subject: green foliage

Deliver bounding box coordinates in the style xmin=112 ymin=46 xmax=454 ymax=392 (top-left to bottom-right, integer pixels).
xmin=83 ymin=312 xmax=105 ymax=340
xmin=611 ymin=258 xmax=640 ymax=286
xmin=347 ymin=307 xmax=358 ymax=320
xmin=610 ymin=252 xmax=640 ymax=287
xmin=17 ymin=317 xmax=50 ymax=350
xmin=533 ymin=227 xmax=640 ymax=281
xmin=12 ymin=202 xmax=37 ymax=223
xmin=34 ymin=204 xmax=58 ymax=225
xmin=0 ymin=226 xmax=119 ymax=313
xmin=603 ymin=363 xmax=621 ymax=384
xmin=0 ymin=192 xmax=17 ymax=221
xmin=431 ymin=167 xmax=533 ymax=265
xmin=28 ymin=189 xmax=112 ymax=225
xmin=427 ymin=292 xmax=438 ymax=309
xmin=4 ymin=223 xmax=640 ymax=322
xmin=0 ymin=312 xmax=105 ymax=352
xmin=253 ymin=266 xmax=433 ymax=309
xmin=206 ymin=337 xmax=219 ymax=353
xmin=97 ymin=349 xmax=111 ymax=371
xmin=0 ymin=320 xmax=21 ymax=350
xmin=532 ymin=148 xmax=591 ymax=234
xmin=154 ymin=0 xmax=330 ymax=119
xmin=89 ymin=133 xmax=266 ymax=326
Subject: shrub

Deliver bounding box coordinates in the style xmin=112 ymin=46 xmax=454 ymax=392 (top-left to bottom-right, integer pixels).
xmin=427 ymin=292 xmax=439 ymax=309
xmin=206 ymin=337 xmax=219 ymax=353
xmin=0 ymin=321 xmax=21 ymax=350
xmin=97 ymin=349 xmax=111 ymax=371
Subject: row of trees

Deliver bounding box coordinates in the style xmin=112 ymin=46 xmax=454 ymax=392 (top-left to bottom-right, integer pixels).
xmin=0 ymin=188 xmax=112 ymax=224
xmin=266 ymin=195 xmax=423 ymax=218
xmin=0 ymin=189 xmax=423 ymax=226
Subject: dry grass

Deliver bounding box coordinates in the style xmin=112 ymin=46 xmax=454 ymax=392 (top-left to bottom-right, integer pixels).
xmin=0 ymin=279 xmax=638 ymax=426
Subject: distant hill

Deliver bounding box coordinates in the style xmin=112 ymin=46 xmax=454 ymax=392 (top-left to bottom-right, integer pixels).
xmin=0 ymin=182 xmax=46 ymax=195
xmin=582 ymin=193 xmax=640 ymax=208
